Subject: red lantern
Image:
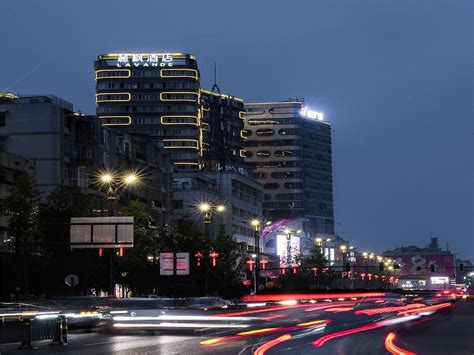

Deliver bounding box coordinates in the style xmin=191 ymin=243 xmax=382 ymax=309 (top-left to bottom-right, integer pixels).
xmin=194 ymin=252 xmax=203 ymax=267
xmin=209 ymin=251 xmax=219 ymax=267
xmin=247 ymin=258 xmax=256 ymax=272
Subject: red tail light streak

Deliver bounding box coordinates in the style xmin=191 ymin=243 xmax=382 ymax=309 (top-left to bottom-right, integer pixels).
xmin=242 ymin=292 xmax=385 ymax=303
xmin=304 ymin=301 xmax=356 ymax=312
xmin=313 ymin=323 xmax=383 ymax=347
xmin=254 ymin=334 xmax=292 ymax=355
xmin=397 ymin=302 xmax=452 ymax=316
xmin=385 ymin=332 xmax=416 ymax=355
xmin=324 ymin=307 xmax=354 ymax=313
xmin=355 ymin=303 xmax=425 ymax=316
xmin=261 ymin=314 xmax=289 ymax=321
xmin=200 ymin=320 xmax=330 ymax=347
xmin=214 ymin=304 xmax=307 ymax=317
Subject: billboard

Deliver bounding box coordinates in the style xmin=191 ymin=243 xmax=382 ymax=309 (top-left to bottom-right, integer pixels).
xmin=159 ymin=252 xmax=190 ymax=276
xmin=70 ymin=217 xmax=134 ymax=249
xmin=384 ymin=253 xmax=455 ymax=276
xmin=276 ymin=234 xmax=300 ymax=267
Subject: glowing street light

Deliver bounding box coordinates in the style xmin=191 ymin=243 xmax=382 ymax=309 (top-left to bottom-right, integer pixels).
xmin=100 ymin=173 xmax=114 ymax=184
xmin=199 ymin=203 xmax=211 ymax=213
xmin=197 ymin=202 xmax=226 ymax=238
xmin=123 ymin=173 xmax=139 ymax=186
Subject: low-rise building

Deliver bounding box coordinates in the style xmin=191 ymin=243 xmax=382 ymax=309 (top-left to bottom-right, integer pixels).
xmin=171 ymin=170 xmax=263 ymax=250
xmin=0 ymin=150 xmax=35 ymax=251
xmin=383 ymin=237 xmax=456 ymax=290
xmin=0 ymin=93 xmax=171 ymax=226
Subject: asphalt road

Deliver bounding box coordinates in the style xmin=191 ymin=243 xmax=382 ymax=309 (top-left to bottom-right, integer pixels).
xmin=1 ymin=300 xmax=473 ymax=354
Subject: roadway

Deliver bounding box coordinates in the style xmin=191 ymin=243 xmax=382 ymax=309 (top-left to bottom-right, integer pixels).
xmin=1 ymin=298 xmax=473 ymax=354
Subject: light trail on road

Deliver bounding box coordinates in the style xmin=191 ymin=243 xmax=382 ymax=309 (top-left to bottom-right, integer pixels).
xmin=385 ymin=332 xmax=416 ymax=355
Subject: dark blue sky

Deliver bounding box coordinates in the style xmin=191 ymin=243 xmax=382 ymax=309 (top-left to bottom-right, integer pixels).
xmin=1 ymin=0 xmax=472 ymax=259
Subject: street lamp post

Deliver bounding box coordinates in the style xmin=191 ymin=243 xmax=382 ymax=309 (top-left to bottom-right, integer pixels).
xmin=98 ymin=170 xmax=140 ymax=297
xmin=362 ymin=252 xmax=369 ymax=288
xmin=198 ymin=202 xmax=226 ymax=239
xmin=340 ymin=244 xmax=347 ymax=289
xmin=283 ymin=228 xmax=302 ymax=292
xmin=250 ymin=219 xmax=261 ymax=294
xmin=197 ymin=202 xmax=225 ymax=295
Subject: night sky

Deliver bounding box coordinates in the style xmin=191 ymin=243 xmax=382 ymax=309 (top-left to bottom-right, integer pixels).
xmin=1 ymin=1 xmax=472 ymax=259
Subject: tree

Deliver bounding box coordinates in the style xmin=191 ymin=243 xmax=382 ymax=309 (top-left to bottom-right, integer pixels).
xmin=210 ymin=226 xmax=247 ymax=298
xmin=0 ymin=174 xmax=41 ymax=295
xmin=299 ymin=243 xmax=333 ymax=290
xmin=37 ymin=186 xmax=96 ymax=296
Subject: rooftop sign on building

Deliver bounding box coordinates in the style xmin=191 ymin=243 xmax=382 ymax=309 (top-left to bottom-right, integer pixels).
xmin=115 ymin=53 xmax=174 ymax=68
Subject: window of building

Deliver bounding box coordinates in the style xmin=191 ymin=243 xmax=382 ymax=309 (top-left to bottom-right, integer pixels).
xmin=264 ymin=183 xmax=279 ymax=189
xmin=278 ymin=128 xmax=301 ymax=136
xmin=253 ymin=172 xmax=267 ymax=179
xmin=256 ymin=129 xmax=274 ymax=137
xmin=256 ymin=151 xmax=271 ymax=158
xmin=271 ymin=171 xmax=302 ymax=179
xmin=0 ymin=112 xmax=6 ymax=127
xmin=172 ymin=200 xmax=184 ymax=209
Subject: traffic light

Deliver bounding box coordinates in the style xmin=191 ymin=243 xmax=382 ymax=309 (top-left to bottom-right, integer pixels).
xmin=459 ymin=263 xmax=464 ymax=272
xmin=379 ymin=262 xmax=384 ymax=272
xmin=430 ymin=264 xmax=435 ymax=272
xmin=98 ymin=248 xmax=103 ymax=257
xmin=345 ymin=262 xmax=351 ymax=272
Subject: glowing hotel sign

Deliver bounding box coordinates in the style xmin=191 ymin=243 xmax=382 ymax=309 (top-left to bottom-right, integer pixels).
xmin=116 ymin=53 xmax=174 ymax=68
xmin=300 ymin=107 xmax=324 ymax=121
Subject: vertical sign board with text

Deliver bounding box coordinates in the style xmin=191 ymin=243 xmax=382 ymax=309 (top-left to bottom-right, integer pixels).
xmin=160 ymin=253 xmax=175 ymax=276
xmin=176 ymin=253 xmax=190 ymax=276
xmin=159 ymin=252 xmax=189 ymax=276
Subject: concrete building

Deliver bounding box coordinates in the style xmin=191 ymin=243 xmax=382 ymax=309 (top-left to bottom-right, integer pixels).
xmin=0 ymin=150 xmax=35 ymax=251
xmin=0 ymin=93 xmax=171 ymax=225
xmin=200 ymin=90 xmax=248 ymax=174
xmin=383 ymin=237 xmax=456 ymax=289
xmin=171 ymin=171 xmax=263 ymax=251
xmin=243 ymin=100 xmax=334 ymax=236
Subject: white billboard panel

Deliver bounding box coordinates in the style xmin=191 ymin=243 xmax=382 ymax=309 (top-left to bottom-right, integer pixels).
xmin=70 ymin=216 xmax=134 ymax=249
xmin=276 ymin=234 xmax=300 ymax=267
xmin=176 ymin=252 xmax=190 ymax=276
xmin=160 ymin=252 xmax=174 ymax=276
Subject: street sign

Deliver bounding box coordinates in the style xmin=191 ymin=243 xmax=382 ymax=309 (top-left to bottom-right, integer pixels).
xmin=160 ymin=253 xmax=174 ymax=275
xmin=176 ymin=253 xmax=190 ymax=276
xmin=70 ymin=216 xmax=134 ymax=249
xmin=65 ymin=274 xmax=79 ymax=287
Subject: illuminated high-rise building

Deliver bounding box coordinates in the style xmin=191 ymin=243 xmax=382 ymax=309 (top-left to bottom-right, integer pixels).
xmin=243 ymin=100 xmax=334 ymax=235
xmin=94 ymin=53 xmax=247 ymax=172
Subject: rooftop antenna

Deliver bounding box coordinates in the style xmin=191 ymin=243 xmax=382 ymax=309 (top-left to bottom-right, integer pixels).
xmin=211 ymin=61 xmax=221 ymax=94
